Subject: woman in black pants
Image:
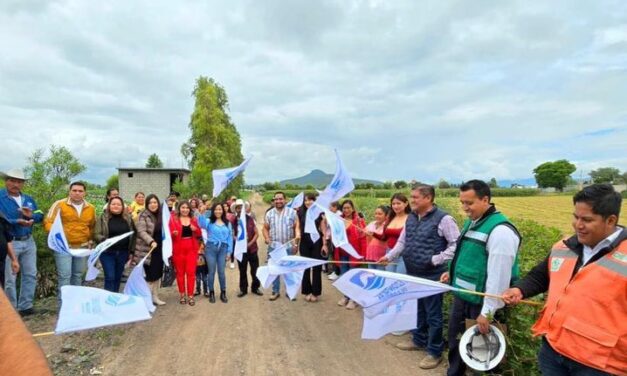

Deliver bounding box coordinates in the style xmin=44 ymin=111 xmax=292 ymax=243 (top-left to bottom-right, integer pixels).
xmin=298 ymin=193 xmax=328 ymax=302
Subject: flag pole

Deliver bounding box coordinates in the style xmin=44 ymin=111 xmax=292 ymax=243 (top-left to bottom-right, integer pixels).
xmin=32 ymin=331 xmax=55 ymax=338
xmin=455 ymin=288 xmax=542 ymax=307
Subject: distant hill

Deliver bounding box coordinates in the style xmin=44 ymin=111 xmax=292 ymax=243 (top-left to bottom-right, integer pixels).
xmin=279 ymin=169 xmax=383 ymax=187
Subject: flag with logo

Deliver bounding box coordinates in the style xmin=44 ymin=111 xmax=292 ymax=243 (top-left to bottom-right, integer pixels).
xmin=55 ymin=286 xmax=152 ymax=334
xmin=85 ymin=231 xmax=135 ymax=281
xmin=162 ymin=201 xmax=173 ymax=266
xmin=212 ymin=157 xmax=253 ymax=198
xmin=123 ymin=256 xmax=156 ymax=313
xmin=234 ymin=213 xmax=247 ymax=262
xmin=333 ymin=268 xmax=453 ymax=318
xmin=286 ymin=192 xmax=304 ymax=209
xmin=47 ymin=212 xmax=92 ymax=257
xmin=317 ymin=204 xmax=363 ymax=259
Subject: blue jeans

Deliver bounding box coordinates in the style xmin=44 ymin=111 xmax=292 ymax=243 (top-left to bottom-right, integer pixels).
xmin=338 ymin=255 xmax=351 ymax=275
xmin=100 ymin=250 xmax=128 ymax=292
xmin=53 ymin=251 xmax=87 ymax=298
xmin=368 ymin=263 xmax=385 ymax=271
xmin=205 ymin=242 xmax=228 ymax=292
xmin=538 ymin=339 xmax=612 ymax=376
xmin=4 ymin=237 xmax=37 ymax=311
xmin=411 ymin=276 xmax=444 ymax=357
xmin=268 ymin=244 xmax=295 ymax=294
xmin=385 ymin=250 xmax=406 ymax=274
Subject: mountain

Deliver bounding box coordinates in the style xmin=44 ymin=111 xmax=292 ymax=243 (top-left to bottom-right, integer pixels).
xmin=279 ymin=169 xmax=383 ymax=187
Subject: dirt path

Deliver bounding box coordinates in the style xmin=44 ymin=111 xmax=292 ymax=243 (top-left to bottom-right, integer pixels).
xmin=88 ymin=193 xmax=444 ymax=375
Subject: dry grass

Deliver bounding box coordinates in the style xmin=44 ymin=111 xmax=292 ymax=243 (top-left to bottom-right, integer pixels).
xmin=439 ymin=195 xmax=627 ymax=236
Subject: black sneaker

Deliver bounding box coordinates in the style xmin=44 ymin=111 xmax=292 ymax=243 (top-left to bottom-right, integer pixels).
xmin=252 ymin=289 xmax=263 ymax=296
xmin=237 ymin=291 xmax=247 ymax=298
xmin=18 ymin=308 xmax=35 ymax=317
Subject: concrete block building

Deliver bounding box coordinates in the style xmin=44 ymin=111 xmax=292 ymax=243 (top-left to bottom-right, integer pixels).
xmin=118 ymin=168 xmax=190 ymax=202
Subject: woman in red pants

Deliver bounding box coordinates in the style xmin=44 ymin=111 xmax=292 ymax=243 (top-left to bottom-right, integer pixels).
xmin=170 ymin=200 xmax=202 ymax=306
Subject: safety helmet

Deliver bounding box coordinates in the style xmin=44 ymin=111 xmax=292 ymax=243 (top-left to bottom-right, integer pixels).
xmin=459 ymin=324 xmax=506 ymax=371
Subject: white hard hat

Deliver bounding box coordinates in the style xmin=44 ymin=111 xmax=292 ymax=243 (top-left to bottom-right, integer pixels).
xmin=459 ymin=324 xmax=506 ymax=372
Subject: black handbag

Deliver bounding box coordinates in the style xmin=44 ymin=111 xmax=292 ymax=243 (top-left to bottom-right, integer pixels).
xmin=161 ymin=257 xmax=176 ymax=287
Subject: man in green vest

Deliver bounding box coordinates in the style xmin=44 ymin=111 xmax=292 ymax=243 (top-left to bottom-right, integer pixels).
xmin=440 ymin=180 xmax=521 ymax=376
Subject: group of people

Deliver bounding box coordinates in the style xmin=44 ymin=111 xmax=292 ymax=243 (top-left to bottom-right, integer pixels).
xmin=0 ymin=166 xmax=625 ymax=375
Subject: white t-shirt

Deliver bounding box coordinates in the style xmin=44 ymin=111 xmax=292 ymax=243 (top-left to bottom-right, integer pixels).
xmin=11 ymin=194 xmax=23 ymax=208
xmin=72 ymin=202 xmax=84 ymax=217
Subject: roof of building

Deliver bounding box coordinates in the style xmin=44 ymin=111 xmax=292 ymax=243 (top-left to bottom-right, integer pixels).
xmin=117 ymin=167 xmax=191 ymax=173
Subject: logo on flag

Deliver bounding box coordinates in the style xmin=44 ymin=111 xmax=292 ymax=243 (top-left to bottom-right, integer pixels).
xmin=350 ymin=271 xmax=386 ymax=291
xmin=105 ymin=294 xmax=136 ymax=307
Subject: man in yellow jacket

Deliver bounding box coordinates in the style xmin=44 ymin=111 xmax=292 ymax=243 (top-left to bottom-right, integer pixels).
xmin=503 ymin=184 xmax=626 ymax=375
xmin=44 ymin=182 xmax=96 ymax=297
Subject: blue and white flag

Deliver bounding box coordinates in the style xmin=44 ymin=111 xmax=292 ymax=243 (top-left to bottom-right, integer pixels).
xmin=282 ymin=270 xmax=304 ymax=300
xmin=319 ymin=149 xmax=355 ymax=202
xmin=162 ymin=201 xmax=173 ymax=266
xmin=362 ymin=299 xmax=417 ymax=340
xmin=55 ymin=286 xmax=152 ymax=334
xmin=47 ymin=212 xmax=92 ymax=257
xmin=317 ymin=204 xmax=363 ymax=259
xmin=333 ymin=268 xmax=453 ymax=319
xmin=274 ymin=255 xmax=328 ymax=271
xmin=123 ymin=256 xmax=156 ymax=313
xmin=234 ymin=213 xmax=247 ymax=262
xmin=212 ymin=157 xmax=252 ymax=198
xmin=85 ymin=231 xmax=135 ymax=281
xmin=286 ymin=192 xmax=304 ymax=209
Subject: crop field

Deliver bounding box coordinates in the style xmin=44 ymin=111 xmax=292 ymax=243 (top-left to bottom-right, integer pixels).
xmin=438 ymin=195 xmax=627 ymax=235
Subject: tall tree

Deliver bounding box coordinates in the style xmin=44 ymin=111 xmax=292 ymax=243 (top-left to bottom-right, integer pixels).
xmin=589 ymin=167 xmax=621 ymax=184
xmin=145 ymin=153 xmax=164 ymax=168
xmin=488 ymin=177 xmax=498 ymax=188
xmin=533 ymin=160 xmax=576 ymax=191
xmin=25 ymin=145 xmax=86 ymax=204
xmin=181 ymin=77 xmax=244 ymax=198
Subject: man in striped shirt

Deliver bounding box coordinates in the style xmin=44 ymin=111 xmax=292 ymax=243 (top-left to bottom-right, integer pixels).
xmin=263 ymin=191 xmax=300 ymax=301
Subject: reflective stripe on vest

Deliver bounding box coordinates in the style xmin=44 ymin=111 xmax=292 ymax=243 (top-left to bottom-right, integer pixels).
xmin=532 ymin=239 xmax=627 ymax=374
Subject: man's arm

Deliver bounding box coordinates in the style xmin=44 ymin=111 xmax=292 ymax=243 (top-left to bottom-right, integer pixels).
xmin=262 ymin=222 xmax=271 ymax=245
xmin=481 ymin=225 xmax=520 ymax=318
xmin=510 ymin=256 xmax=550 ymax=299
xmin=293 ymin=212 xmax=301 ymax=241
xmin=248 ymin=220 xmax=259 ymax=247
xmin=432 ymin=215 xmax=460 ymax=266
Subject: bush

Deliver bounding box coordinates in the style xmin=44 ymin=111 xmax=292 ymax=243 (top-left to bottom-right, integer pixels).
xmin=622 ymin=190 xmax=627 ymax=199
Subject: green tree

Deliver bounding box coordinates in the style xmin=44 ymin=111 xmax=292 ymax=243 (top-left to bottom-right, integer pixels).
xmin=533 ymin=160 xmax=576 ymax=191
xmin=393 ymin=180 xmax=408 ymax=189
xmin=181 ymin=77 xmax=244 ymax=199
xmin=489 ymin=177 xmax=499 ymax=188
xmin=106 ymin=174 xmax=119 ymax=191
xmin=382 ymin=181 xmax=393 ymax=189
xmin=145 ymin=153 xmax=164 ymax=168
xmin=589 ymin=167 xmax=621 ymax=184
xmin=437 ymin=179 xmax=451 ymax=189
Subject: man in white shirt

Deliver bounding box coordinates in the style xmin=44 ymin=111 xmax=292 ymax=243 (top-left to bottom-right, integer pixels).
xmin=440 ymin=180 xmax=520 ymax=376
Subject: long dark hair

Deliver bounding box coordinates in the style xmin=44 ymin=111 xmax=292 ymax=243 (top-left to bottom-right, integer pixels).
xmin=209 ymin=202 xmax=228 ymax=224
xmin=105 ymin=187 xmax=119 ymax=203
xmin=341 ymin=199 xmax=357 ymax=219
xmin=145 ymin=194 xmax=163 ymax=233
xmin=106 ymin=196 xmax=126 ymax=216
xmin=388 ymin=192 xmax=410 ymax=223
xmin=175 ymin=200 xmax=191 ymax=218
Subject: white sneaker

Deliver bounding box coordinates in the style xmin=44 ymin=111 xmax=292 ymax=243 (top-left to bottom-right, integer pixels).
xmin=328 ymin=272 xmax=338 ymax=281
xmin=230 ymin=262 xmax=235 ymax=269
xmin=346 ymin=300 xmax=357 ymax=310
xmin=391 ymin=331 xmax=408 ymax=336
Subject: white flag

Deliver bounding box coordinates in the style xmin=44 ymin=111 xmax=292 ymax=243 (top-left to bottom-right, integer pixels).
xmin=286 ymin=192 xmax=304 ymax=209
xmin=319 ymin=149 xmax=355 ymax=202
xmin=362 ymin=299 xmax=417 ymax=340
xmin=274 ymin=255 xmax=328 ymax=272
xmin=317 ymin=204 xmax=363 ymax=259
xmin=47 ymin=212 xmax=92 ymax=257
xmin=234 ymin=213 xmax=247 ymax=262
xmin=55 ymin=286 xmax=151 ymax=334
xmin=333 ymin=268 xmax=453 ymax=318
xmin=162 ymin=201 xmax=173 ymax=266
xmin=282 ymin=270 xmax=304 ymax=300
xmin=123 ymin=257 xmax=156 ymax=313
xmin=212 ymin=157 xmax=252 ymax=198
xmin=86 ymin=231 xmax=134 ymax=281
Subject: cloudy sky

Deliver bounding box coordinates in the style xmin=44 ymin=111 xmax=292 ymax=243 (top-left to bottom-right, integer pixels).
xmin=1 ymin=0 xmax=626 ymax=185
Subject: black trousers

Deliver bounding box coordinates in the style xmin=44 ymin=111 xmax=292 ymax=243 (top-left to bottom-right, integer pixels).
xmin=300 ymin=239 xmax=323 ymax=296
xmin=238 ymin=252 xmax=260 ymax=293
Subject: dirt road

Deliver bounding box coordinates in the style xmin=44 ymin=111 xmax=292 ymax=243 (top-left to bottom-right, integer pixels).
xmin=40 ymin=193 xmax=445 ymax=375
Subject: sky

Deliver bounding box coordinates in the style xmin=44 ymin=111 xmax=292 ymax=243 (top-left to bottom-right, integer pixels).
xmin=1 ymin=0 xmax=626 ymax=185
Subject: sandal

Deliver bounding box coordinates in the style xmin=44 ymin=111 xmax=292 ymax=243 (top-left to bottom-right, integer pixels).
xmin=188 ymin=297 xmax=195 ymax=306
xmin=179 ymin=296 xmax=187 ymax=305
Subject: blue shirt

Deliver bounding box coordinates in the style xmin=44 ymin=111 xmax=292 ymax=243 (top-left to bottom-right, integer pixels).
xmin=200 ymin=216 xmax=233 ymax=255
xmin=0 ymin=189 xmax=43 ymax=238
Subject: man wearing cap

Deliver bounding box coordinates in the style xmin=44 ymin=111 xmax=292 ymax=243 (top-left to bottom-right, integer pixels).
xmin=0 ymin=168 xmax=43 ymax=316
xmin=231 ymin=199 xmax=262 ymax=297
xmin=503 ymin=184 xmax=626 ymax=375
xmin=44 ymin=181 xmax=96 ymax=297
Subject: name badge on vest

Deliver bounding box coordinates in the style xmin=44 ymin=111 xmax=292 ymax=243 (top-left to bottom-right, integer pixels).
xmin=551 ymin=258 xmax=565 ymax=272
xmin=613 ymin=252 xmax=627 ymax=263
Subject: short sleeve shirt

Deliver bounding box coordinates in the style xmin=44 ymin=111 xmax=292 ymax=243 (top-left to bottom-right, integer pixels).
xmin=265 ymin=207 xmax=297 ymax=244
